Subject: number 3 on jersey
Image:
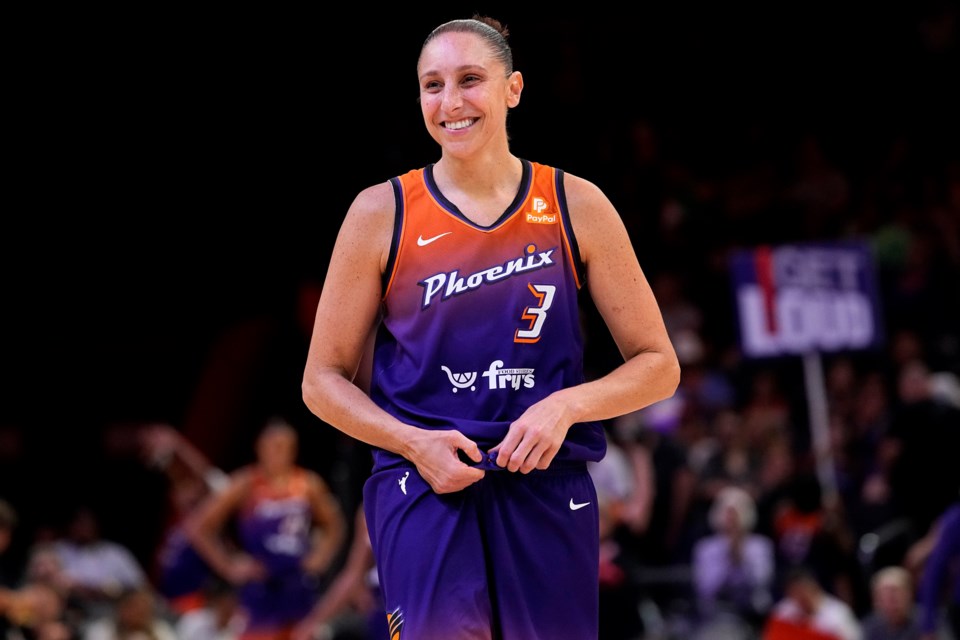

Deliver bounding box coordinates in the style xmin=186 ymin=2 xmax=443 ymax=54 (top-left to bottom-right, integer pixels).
xmin=515 ymin=283 xmax=556 ymax=343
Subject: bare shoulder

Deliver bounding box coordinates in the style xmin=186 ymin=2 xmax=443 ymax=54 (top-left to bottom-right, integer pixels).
xmin=210 ymin=467 xmax=253 ymax=505
xmin=350 ymin=180 xmax=394 ymax=215
xmin=561 ymin=172 xmax=611 ymax=207
xmin=560 ymin=172 xmax=628 ymax=263
xmin=336 ymin=180 xmax=396 ymax=270
xmin=343 ymin=181 xmax=395 ymax=234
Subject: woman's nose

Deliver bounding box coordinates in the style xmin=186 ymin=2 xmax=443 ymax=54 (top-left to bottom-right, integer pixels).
xmin=441 ymin=86 xmax=463 ymax=110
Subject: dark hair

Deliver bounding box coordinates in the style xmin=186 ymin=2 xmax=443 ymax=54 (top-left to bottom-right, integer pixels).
xmin=783 ymin=565 xmax=820 ymax=590
xmin=420 ymin=14 xmax=513 ymax=74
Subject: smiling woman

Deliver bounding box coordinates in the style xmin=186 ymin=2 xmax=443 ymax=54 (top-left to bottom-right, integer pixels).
xmin=300 ymin=14 xmax=679 ymax=640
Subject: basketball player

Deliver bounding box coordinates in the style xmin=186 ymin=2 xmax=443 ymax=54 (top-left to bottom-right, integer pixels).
xmin=185 ymin=418 xmax=346 ymax=640
xmin=301 ymin=15 xmax=679 ymax=640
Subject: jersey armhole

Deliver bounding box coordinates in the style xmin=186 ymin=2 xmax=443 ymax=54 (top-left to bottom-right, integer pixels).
xmin=381 ymin=177 xmax=404 ymax=298
xmin=554 ymin=168 xmax=587 ymax=288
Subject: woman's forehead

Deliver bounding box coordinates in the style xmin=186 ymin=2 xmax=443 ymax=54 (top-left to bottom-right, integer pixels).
xmin=419 ymin=32 xmax=496 ymax=72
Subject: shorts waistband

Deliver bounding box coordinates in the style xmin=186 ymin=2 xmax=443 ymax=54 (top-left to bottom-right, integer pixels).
xmin=372 ymin=449 xmax=589 ymax=475
xmin=465 ymin=450 xmax=585 ymax=473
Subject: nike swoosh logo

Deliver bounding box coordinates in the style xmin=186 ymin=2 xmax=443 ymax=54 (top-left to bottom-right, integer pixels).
xmin=569 ymin=499 xmax=591 ymax=511
xmin=417 ymin=232 xmax=452 ymax=246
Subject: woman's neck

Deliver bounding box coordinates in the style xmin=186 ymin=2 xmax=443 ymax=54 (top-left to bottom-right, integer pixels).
xmin=434 ymin=149 xmax=521 ymax=196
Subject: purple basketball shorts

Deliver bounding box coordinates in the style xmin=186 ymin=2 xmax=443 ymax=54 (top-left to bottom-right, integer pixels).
xmin=363 ymin=460 xmax=600 ymax=640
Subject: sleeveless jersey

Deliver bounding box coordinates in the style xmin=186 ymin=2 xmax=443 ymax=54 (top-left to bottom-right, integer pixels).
xmin=369 ymin=159 xmax=606 ymax=470
xmin=237 ymin=468 xmax=313 ymax=574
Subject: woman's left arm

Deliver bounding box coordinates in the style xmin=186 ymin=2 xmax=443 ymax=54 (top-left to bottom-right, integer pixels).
xmin=494 ymin=173 xmax=680 ymax=473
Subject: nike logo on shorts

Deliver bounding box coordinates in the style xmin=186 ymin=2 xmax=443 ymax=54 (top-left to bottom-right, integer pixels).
xmin=569 ymin=499 xmax=591 ymax=511
xmin=417 ymin=232 xmax=452 ymax=246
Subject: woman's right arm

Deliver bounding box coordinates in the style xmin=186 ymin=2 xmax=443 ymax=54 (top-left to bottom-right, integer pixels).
xmin=302 ymin=183 xmax=484 ymax=494
xmin=183 ymin=471 xmax=262 ymax=585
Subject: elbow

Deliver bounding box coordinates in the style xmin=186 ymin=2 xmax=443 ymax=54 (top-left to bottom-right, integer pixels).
xmin=657 ymin=351 xmax=682 ymax=402
xmin=301 ymin=372 xmax=315 ymax=405
xmin=302 ymin=365 xmax=349 ymax=423
xmin=301 ymin=375 xmax=326 ymax=420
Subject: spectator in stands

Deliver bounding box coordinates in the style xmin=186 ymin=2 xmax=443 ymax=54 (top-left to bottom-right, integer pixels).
xmin=692 ymin=486 xmax=776 ymax=635
xmin=589 ymin=429 xmax=650 ymax=639
xmin=49 ymin=505 xmax=148 ymax=620
xmin=174 ymin=577 xmax=244 ymax=640
xmin=761 ymin=566 xmax=862 ymax=640
xmin=697 ymin=409 xmax=764 ymax=506
xmin=859 ymin=565 xmax=922 ymax=640
xmin=21 ymin=543 xmax=85 ymax=632
xmin=81 ymin=585 xmax=177 ymax=640
xmin=0 ymin=580 xmax=73 ymax=640
xmin=884 ymin=359 xmax=960 ymax=537
xmin=613 ymin=413 xmax=697 ymax=566
xmin=770 ymin=473 xmax=862 ymax=608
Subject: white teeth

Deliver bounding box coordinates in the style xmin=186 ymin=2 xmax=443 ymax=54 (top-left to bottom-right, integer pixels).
xmin=445 ymin=118 xmax=475 ymax=130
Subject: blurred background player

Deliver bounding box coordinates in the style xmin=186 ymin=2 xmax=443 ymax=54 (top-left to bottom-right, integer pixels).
xmin=185 ymin=417 xmax=346 ymax=640
xmin=139 ymin=422 xmax=231 ymax=616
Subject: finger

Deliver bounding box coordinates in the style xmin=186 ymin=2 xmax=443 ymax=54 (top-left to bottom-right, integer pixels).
xmin=455 ymin=436 xmax=483 ymax=463
xmin=506 ymin=437 xmax=536 ymax=473
xmin=521 ymin=441 xmax=552 ymax=474
xmin=536 ymin=441 xmax=561 ymax=471
xmin=533 ymin=444 xmax=560 ymax=471
xmin=535 ymin=451 xmax=556 ymax=470
xmin=433 ymin=468 xmax=484 ymax=494
xmin=494 ymin=432 xmax=522 ymax=468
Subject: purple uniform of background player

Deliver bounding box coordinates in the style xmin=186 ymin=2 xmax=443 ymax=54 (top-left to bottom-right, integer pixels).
xmin=235 ymin=470 xmax=320 ymax=631
xmin=155 ymin=525 xmax=213 ymax=606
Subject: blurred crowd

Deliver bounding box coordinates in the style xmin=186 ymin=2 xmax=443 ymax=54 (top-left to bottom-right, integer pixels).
xmin=3 ymin=6 xmax=960 ymax=640
xmin=2 ymin=123 xmax=958 ymax=638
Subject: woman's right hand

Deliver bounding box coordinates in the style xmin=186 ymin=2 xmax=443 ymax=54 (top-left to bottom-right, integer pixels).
xmin=405 ymin=429 xmax=486 ymax=494
xmin=224 ymin=553 xmax=268 ymax=585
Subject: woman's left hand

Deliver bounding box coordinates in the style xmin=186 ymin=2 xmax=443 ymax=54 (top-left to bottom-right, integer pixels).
xmin=493 ymin=394 xmax=572 ymax=473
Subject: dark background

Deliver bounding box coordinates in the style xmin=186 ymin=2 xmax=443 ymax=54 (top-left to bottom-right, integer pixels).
xmin=3 ymin=4 xmax=959 ymax=561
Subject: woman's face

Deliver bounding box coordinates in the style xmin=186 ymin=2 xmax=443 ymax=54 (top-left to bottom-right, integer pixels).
xmin=256 ymin=426 xmax=297 ymax=473
xmin=417 ymin=31 xmax=520 ymax=158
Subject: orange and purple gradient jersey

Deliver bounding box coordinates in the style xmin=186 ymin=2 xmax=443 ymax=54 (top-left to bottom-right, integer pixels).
xmin=363 ymin=160 xmax=604 ymax=639
xmin=369 ymin=159 xmax=606 ymax=470
xmin=238 ymin=468 xmax=313 ymax=571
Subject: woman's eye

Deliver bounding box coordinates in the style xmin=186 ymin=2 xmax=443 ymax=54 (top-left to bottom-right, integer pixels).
xmin=423 ymin=80 xmax=442 ymax=92
xmin=462 ymin=75 xmax=481 ymax=85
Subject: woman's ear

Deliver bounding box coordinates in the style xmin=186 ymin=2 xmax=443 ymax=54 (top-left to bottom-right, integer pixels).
xmin=507 ymin=71 xmax=523 ymax=108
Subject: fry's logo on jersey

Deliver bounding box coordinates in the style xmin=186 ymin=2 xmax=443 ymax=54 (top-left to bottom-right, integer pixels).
xmin=419 ymin=244 xmax=556 ymax=308
xmin=442 ymin=360 xmax=535 ymax=393
xmin=526 ymin=197 xmax=557 ymax=224
xmin=483 ymin=360 xmax=535 ymax=389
